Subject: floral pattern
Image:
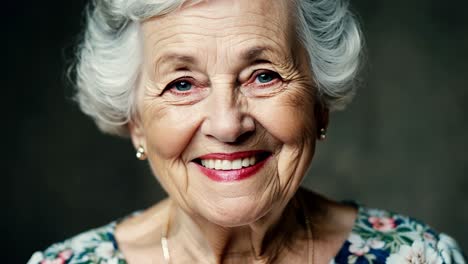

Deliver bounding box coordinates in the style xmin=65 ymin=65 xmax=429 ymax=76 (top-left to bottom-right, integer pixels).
xmin=28 ymin=206 xmax=466 ymax=264
xmin=334 ymin=206 xmax=465 ymax=264
xmin=28 ymin=223 xmax=125 ymax=264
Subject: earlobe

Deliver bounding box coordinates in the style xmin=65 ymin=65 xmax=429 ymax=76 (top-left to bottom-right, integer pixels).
xmin=321 ymin=107 xmax=330 ymax=131
xmin=315 ymin=102 xmax=330 ymax=140
xmin=128 ymin=119 xmax=146 ymax=151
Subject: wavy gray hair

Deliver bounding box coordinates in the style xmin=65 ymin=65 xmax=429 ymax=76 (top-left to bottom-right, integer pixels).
xmin=72 ymin=0 xmax=363 ymax=136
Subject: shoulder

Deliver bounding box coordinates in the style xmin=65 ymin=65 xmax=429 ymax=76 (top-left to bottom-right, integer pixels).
xmin=334 ymin=206 xmax=466 ymax=264
xmin=27 ymin=222 xmax=125 ymax=264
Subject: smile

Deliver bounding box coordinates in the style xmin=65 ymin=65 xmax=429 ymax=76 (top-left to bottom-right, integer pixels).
xmin=193 ymin=151 xmax=271 ymax=182
xmin=200 ymin=157 xmax=256 ymax=170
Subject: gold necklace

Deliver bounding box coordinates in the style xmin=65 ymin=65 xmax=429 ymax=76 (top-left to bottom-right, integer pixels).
xmin=161 ymin=204 xmax=171 ymax=263
xmin=305 ymin=216 xmax=314 ymax=264
xmin=160 ymin=205 xmax=314 ymax=263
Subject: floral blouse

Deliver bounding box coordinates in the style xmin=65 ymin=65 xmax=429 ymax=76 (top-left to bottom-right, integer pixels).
xmin=28 ymin=206 xmax=466 ymax=264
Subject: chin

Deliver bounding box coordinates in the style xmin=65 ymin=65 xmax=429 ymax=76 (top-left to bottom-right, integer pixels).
xmin=197 ymin=196 xmax=274 ymax=227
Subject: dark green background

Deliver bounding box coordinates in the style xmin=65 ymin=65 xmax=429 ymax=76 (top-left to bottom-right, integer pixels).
xmin=6 ymin=0 xmax=468 ymax=263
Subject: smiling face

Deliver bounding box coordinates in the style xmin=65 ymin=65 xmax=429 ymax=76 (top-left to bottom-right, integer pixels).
xmin=130 ymin=0 xmax=326 ymax=226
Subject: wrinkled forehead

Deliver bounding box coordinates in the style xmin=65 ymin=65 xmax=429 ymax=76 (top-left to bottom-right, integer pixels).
xmin=141 ymin=0 xmax=298 ymax=64
xmin=177 ymin=0 xmax=293 ymax=22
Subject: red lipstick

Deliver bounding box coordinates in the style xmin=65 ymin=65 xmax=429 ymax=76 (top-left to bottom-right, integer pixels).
xmin=194 ymin=151 xmax=271 ymax=182
xmin=198 ymin=150 xmax=265 ymax=161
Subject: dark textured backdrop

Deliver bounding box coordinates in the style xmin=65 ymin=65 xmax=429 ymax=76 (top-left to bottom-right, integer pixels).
xmin=6 ymin=0 xmax=468 ymax=263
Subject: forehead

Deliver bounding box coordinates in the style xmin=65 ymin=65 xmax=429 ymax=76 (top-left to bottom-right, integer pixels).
xmin=141 ymin=0 xmax=296 ymax=64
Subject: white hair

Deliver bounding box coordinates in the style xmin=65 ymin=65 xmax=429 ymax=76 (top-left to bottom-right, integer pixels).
xmin=72 ymin=0 xmax=363 ymax=136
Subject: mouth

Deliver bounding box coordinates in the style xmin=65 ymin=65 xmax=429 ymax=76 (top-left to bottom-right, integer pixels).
xmin=192 ymin=151 xmax=272 ymax=182
xmin=193 ymin=151 xmax=271 ymax=170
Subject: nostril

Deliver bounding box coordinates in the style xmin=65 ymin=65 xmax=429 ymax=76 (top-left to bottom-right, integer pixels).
xmin=200 ymin=101 xmax=255 ymax=143
xmin=229 ymin=130 xmax=255 ymax=145
xmin=201 ymin=121 xmax=252 ymax=143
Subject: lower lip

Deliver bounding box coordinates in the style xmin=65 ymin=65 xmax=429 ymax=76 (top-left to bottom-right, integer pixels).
xmin=195 ymin=157 xmax=270 ymax=182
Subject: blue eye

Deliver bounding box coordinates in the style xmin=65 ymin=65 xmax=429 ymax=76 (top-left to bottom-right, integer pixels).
xmin=174 ymin=81 xmax=192 ymax=91
xmin=256 ymin=72 xmax=275 ymax=83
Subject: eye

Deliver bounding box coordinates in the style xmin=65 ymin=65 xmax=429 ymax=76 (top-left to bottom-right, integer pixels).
xmin=162 ymin=77 xmax=208 ymax=101
xmin=173 ymin=80 xmax=192 ymax=91
xmin=255 ymin=72 xmax=277 ymax=84
xmin=241 ymin=70 xmax=284 ymax=97
xmin=253 ymin=71 xmax=281 ymax=85
xmin=163 ymin=77 xmax=197 ymax=95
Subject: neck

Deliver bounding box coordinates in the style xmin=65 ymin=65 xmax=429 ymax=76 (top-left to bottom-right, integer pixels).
xmin=167 ymin=193 xmax=311 ymax=263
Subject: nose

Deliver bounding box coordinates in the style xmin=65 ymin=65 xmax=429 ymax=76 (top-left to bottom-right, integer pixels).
xmin=200 ymin=86 xmax=255 ymax=143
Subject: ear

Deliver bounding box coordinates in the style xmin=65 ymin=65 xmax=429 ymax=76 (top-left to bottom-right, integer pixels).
xmin=314 ymin=102 xmax=330 ymax=139
xmin=128 ymin=118 xmax=146 ymax=151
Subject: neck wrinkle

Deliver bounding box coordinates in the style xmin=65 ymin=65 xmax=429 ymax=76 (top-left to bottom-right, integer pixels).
xmin=168 ymin=197 xmax=305 ymax=263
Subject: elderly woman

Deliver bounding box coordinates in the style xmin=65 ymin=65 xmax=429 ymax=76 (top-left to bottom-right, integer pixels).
xmin=29 ymin=0 xmax=465 ymax=263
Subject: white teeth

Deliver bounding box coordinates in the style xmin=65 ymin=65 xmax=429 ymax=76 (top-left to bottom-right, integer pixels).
xmin=232 ymin=159 xmax=242 ymax=170
xmin=222 ymin=160 xmax=231 ymax=170
xmin=214 ymin=160 xmax=222 ymax=170
xmin=200 ymin=156 xmax=261 ymax=170
xmin=241 ymin=158 xmax=250 ymax=167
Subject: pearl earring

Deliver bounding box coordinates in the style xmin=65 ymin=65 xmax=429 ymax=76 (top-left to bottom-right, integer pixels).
xmin=136 ymin=146 xmax=147 ymax=160
xmin=319 ymin=128 xmax=327 ymax=140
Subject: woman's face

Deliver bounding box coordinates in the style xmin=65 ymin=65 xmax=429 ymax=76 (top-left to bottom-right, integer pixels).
xmin=131 ymin=0 xmax=325 ymax=226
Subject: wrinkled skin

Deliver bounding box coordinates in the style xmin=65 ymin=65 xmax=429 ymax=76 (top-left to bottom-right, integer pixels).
xmin=117 ymin=0 xmax=354 ymax=263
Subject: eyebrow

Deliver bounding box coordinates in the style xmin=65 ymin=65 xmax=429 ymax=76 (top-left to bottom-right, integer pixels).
xmin=156 ymin=53 xmax=197 ymax=67
xmin=154 ymin=45 xmax=276 ymax=72
xmin=240 ymin=46 xmax=273 ymax=62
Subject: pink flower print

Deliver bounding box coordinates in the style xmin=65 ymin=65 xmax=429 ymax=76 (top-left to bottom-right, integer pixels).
xmin=368 ymin=216 xmax=396 ymax=232
xmin=40 ymin=258 xmax=65 ymax=264
xmin=58 ymin=249 xmax=73 ymax=260
xmin=39 ymin=249 xmax=72 ymax=264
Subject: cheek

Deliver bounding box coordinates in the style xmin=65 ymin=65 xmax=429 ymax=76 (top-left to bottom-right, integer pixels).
xmin=250 ymin=91 xmax=317 ymax=197
xmin=143 ymin=105 xmax=201 ymax=159
xmin=252 ymin=94 xmax=316 ymax=146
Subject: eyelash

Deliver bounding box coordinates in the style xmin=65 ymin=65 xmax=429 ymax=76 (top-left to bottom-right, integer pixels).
xmin=246 ymin=70 xmax=282 ymax=88
xmin=164 ymin=77 xmax=201 ymax=96
xmin=163 ymin=70 xmax=282 ymax=96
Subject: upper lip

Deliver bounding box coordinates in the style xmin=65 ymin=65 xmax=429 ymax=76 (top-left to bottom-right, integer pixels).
xmin=196 ymin=150 xmax=270 ymax=161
